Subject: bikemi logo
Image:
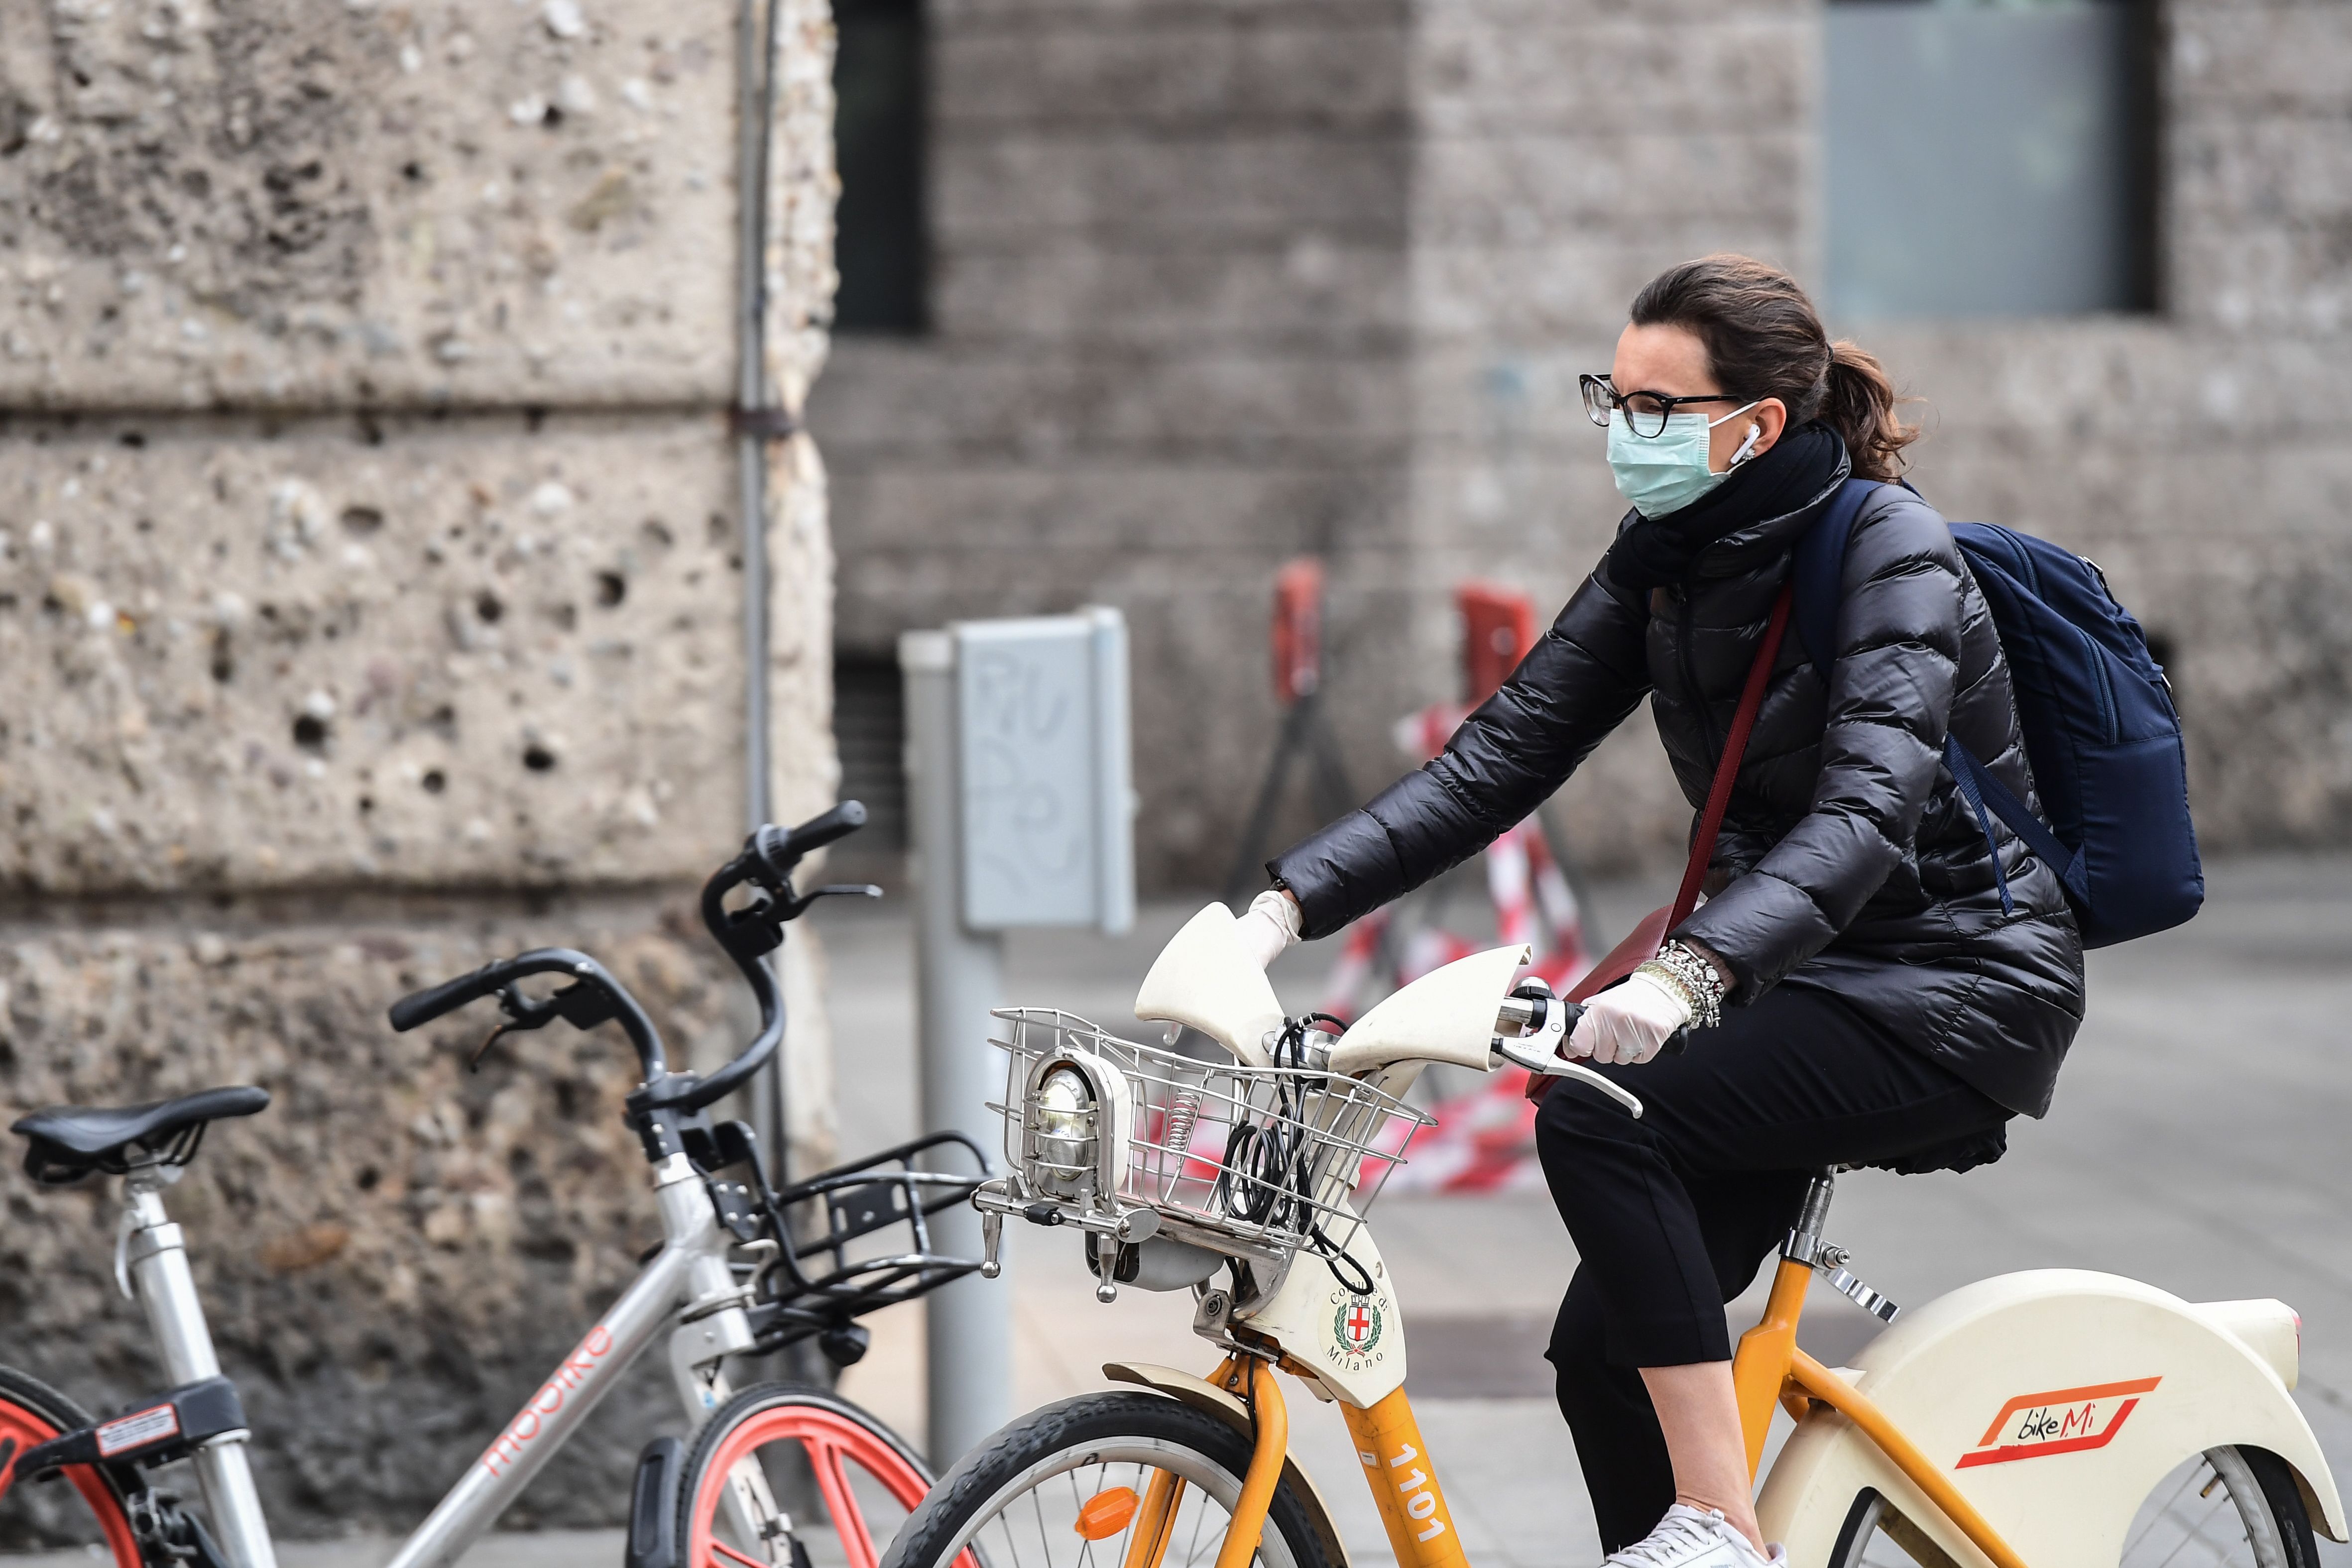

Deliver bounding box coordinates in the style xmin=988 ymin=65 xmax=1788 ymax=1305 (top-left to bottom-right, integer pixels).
xmin=1956 ymin=1376 xmax=2161 ymax=1469
xmin=1327 ymin=1290 xmax=1387 ymax=1371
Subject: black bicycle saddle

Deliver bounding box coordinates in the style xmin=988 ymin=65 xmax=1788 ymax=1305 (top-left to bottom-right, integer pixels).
xmin=11 ymin=1085 xmax=270 ymax=1185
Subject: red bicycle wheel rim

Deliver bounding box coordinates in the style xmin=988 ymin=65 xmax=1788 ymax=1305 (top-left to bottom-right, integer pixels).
xmin=0 ymin=1396 xmax=141 ymax=1568
xmin=688 ymin=1403 xmax=934 ymax=1568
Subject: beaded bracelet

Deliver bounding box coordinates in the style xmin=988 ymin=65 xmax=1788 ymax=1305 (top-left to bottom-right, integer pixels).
xmin=1638 ymin=940 xmax=1727 ymax=1030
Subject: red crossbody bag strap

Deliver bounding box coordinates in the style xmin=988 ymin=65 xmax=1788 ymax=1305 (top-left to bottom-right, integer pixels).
xmin=1668 ymin=581 xmax=1794 ymax=928
xmin=1525 ymin=583 xmax=1794 ymax=1105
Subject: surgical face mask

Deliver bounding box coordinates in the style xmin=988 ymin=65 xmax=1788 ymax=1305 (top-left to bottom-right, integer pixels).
xmin=1606 ymin=401 xmax=1764 ymax=519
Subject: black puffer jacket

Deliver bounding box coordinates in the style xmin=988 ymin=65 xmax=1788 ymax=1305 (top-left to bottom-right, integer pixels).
xmin=1270 ymin=439 xmax=2086 ymax=1117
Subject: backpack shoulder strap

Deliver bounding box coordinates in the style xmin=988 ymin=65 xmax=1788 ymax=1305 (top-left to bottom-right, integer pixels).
xmin=1788 ymin=476 xmax=2046 ymax=917
xmin=1789 ymin=476 xmax=1882 ymax=680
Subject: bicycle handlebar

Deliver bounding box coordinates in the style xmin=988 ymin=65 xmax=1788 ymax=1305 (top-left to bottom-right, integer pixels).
xmin=1494 ymin=987 xmax=1686 ymax=1060
xmin=387 ymin=961 xmax=519 ymax=1034
xmin=761 ymin=800 xmax=865 ymax=862
xmin=388 ymin=947 xmax=669 ymax=1077
xmin=384 ymin=802 xmax=873 ymax=1130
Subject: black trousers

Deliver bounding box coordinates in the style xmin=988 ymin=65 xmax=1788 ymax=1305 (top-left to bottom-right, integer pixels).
xmin=1534 ymin=983 xmax=2011 ymax=1551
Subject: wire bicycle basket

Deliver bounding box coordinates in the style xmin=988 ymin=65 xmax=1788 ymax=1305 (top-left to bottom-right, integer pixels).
xmin=983 ymin=1008 xmax=1432 ymax=1272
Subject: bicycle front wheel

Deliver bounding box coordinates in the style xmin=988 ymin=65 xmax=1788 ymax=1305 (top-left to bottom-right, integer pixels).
xmin=882 ymin=1392 xmax=1332 ymax=1568
xmin=1833 ymin=1444 xmax=2320 ymax=1568
xmin=0 ymin=1365 xmax=142 ymax=1567
xmin=680 ymin=1382 xmax=936 ymax=1568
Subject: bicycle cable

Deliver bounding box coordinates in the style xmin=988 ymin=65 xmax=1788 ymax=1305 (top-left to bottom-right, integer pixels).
xmin=1211 ymin=1013 xmax=1376 ymax=1297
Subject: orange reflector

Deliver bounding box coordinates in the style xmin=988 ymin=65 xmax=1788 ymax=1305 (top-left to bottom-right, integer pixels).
xmin=1074 ymin=1485 xmax=1142 ymax=1540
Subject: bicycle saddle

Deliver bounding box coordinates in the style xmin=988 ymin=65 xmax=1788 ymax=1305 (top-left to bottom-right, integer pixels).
xmin=11 ymin=1085 xmax=270 ymax=1185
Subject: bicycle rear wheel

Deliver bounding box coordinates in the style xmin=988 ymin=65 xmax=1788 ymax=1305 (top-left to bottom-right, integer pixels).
xmin=1832 ymin=1444 xmax=2320 ymax=1568
xmin=881 ymin=1392 xmax=1331 ymax=1568
xmin=679 ymin=1382 xmax=936 ymax=1568
xmin=0 ymin=1365 xmax=142 ymax=1567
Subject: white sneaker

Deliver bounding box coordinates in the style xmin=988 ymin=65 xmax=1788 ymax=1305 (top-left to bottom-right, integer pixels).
xmin=1604 ymin=1504 xmax=1786 ymax=1568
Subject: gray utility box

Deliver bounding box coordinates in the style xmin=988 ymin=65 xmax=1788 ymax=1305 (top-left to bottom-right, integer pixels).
xmin=951 ymin=608 xmax=1137 ymax=935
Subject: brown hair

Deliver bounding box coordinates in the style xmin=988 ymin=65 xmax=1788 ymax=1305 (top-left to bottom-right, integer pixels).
xmin=1628 ymin=254 xmax=1918 ymax=482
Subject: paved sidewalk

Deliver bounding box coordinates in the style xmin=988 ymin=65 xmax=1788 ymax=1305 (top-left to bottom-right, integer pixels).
xmin=16 ymin=856 xmax=2352 ymax=1567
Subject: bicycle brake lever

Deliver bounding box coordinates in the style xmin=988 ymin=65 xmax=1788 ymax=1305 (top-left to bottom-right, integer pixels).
xmin=1492 ymin=996 xmax=1646 ymax=1118
xmin=1545 ymin=1060 xmax=1646 ymax=1119
xmin=1490 ymin=1039 xmax=1647 ymax=1120
xmin=469 ymin=985 xmax=565 ymax=1069
xmin=469 ymin=1018 xmax=519 ymax=1071
xmin=778 ymin=883 xmax=884 ymax=920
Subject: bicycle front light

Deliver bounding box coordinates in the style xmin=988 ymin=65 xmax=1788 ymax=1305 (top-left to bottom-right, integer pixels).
xmin=1035 ymin=1064 xmax=1097 ymax=1193
xmin=1025 ymin=1049 xmax=1130 ymax=1206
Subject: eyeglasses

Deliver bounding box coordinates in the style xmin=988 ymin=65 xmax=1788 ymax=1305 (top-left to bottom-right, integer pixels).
xmin=1579 ymin=374 xmax=1756 ymax=440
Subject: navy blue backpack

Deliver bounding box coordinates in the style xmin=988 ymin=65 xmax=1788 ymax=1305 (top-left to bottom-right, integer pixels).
xmin=1792 ymin=479 xmax=2203 ymax=947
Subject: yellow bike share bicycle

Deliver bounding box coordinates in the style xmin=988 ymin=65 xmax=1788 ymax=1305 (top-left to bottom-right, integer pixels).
xmin=883 ymin=906 xmax=2344 ymax=1568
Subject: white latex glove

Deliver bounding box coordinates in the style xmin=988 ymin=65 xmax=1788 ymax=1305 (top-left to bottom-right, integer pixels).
xmin=1235 ymin=888 xmax=1303 ymax=970
xmin=1567 ymin=968 xmax=1692 ymax=1066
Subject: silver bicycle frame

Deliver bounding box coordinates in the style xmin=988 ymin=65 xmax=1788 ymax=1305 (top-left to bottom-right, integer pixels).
xmin=119 ymin=1151 xmax=763 ymax=1568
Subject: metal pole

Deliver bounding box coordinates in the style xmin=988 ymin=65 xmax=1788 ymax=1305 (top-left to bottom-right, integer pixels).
xmin=735 ymin=0 xmax=788 ymax=1181
xmin=900 ymin=629 xmax=1011 ymax=1469
xmin=734 ymin=0 xmax=771 ymax=839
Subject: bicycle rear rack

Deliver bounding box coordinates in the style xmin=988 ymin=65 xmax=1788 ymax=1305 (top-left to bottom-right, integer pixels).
xmin=732 ymin=1130 xmax=991 ymax=1360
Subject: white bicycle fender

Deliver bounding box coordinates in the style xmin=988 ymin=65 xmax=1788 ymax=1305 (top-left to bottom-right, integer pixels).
xmin=1326 ymin=943 xmax=1529 ymax=1078
xmin=1133 ymin=903 xmax=1285 ymax=1067
xmin=1758 ymin=1269 xmax=2347 ymax=1568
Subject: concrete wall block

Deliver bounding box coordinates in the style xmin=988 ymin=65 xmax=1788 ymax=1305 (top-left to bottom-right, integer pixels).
xmin=836 ymin=527 xmax=1414 ymax=653
xmin=0 ymin=0 xmax=739 ymax=410
xmin=935 ymin=240 xmax=1411 ymax=350
xmin=936 ymin=18 xmax=1409 ymax=131
xmin=1412 ymin=451 xmax=1625 ymax=584
xmin=764 ymin=0 xmax=844 ymax=411
xmin=828 ymin=461 xmax=1404 ymax=566
xmin=1408 ymin=345 xmax=1619 ymax=458
xmin=2173 ymin=116 xmax=2352 ymax=236
xmin=1412 ymin=231 xmax=1808 ymax=342
xmin=813 ymin=342 xmax=1414 ymax=458
xmin=766 ymin=432 xmax=842 ymax=828
xmin=0 ymin=900 xmax=809 ymax=1537
xmin=1857 ymin=324 xmax=2352 ymax=446
xmin=1415 ymin=17 xmax=1809 ymax=135
xmin=1413 ymin=131 xmax=1810 ymax=239
xmin=932 ymin=131 xmax=1410 ymax=245
xmin=1414 ymin=0 xmax=1805 ymax=24
xmin=2170 ymin=227 xmax=2352 ymax=336
xmin=1903 ymin=429 xmax=2352 ymax=553
xmin=2171 ymin=4 xmax=2352 ymax=113
xmin=935 ymin=0 xmax=1408 ymax=20
xmin=0 ymin=414 xmax=756 ymax=894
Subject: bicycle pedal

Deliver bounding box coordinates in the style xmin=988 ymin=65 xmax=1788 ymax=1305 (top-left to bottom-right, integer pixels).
xmin=1827 ymin=1266 xmax=1899 ymax=1323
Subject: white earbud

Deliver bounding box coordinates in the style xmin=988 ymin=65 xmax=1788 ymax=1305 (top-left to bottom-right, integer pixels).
xmin=1729 ymin=423 xmax=1764 ymax=466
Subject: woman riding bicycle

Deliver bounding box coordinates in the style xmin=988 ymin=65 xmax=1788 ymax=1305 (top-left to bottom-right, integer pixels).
xmin=1234 ymin=254 xmax=2086 ymax=1568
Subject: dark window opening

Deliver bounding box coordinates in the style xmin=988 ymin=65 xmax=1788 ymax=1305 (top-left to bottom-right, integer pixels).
xmin=833 ymin=651 xmax=909 ymax=853
xmin=1826 ymin=0 xmax=2158 ymax=319
xmin=833 ymin=0 xmax=927 ymax=334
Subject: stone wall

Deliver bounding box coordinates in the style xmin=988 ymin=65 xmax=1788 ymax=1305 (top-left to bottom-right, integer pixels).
xmin=816 ymin=0 xmax=1420 ymax=889
xmin=816 ymin=0 xmax=2352 ymax=884
xmin=0 ymin=0 xmax=842 ymax=1539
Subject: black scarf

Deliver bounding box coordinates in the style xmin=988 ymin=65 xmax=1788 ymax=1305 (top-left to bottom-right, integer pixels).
xmin=1604 ymin=422 xmax=1845 ymax=591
